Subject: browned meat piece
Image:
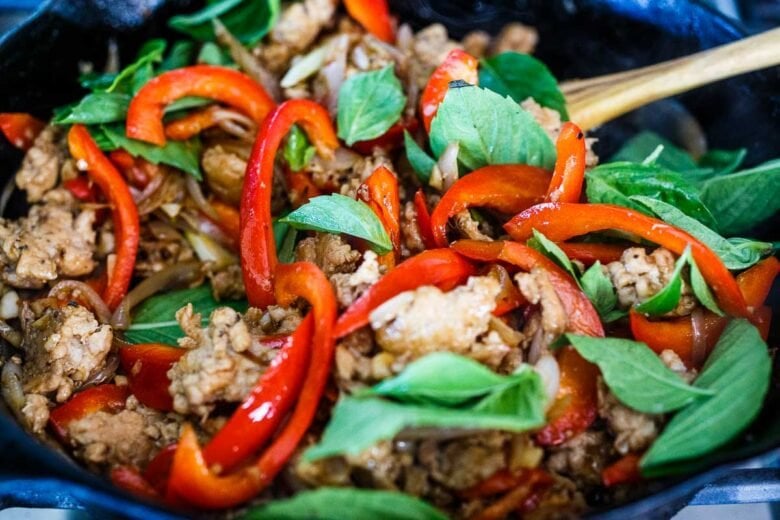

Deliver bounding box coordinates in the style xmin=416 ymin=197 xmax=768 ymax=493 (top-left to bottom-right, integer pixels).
xmin=66 ymin=395 xmax=181 ymax=468
xmin=606 ymin=247 xmax=696 ymax=317
xmin=597 ymin=379 xmax=661 ymax=455
xmin=461 ymin=31 xmax=491 ymax=58
xmin=245 ymin=305 xmax=303 ymax=337
xmin=206 ymin=263 xmax=246 ymax=301
xmin=348 ymin=34 xmax=400 ymax=75
xmin=407 ymin=24 xmax=459 ymax=91
xmin=493 ymin=22 xmax=539 ymax=55
xmin=295 ymin=233 xmax=361 ymax=278
xmin=15 ymin=126 xmax=64 ymax=202
xmin=546 ymin=431 xmax=614 ymax=486
xmin=21 ymin=393 xmax=50 ymax=434
xmin=453 ymin=210 xmax=493 ymax=242
xmin=0 ymin=190 xmax=96 ymax=289
xmin=134 ymin=220 xmax=195 ymax=278
xmin=330 ymin=250 xmax=383 ymax=308
xmin=521 ymin=98 xmax=599 ymax=168
xmin=21 ymin=303 xmax=112 ymax=403
xmin=419 ymin=432 xmax=510 ymax=490
xmin=201 ymin=143 xmax=249 ymax=206
xmin=515 ymin=268 xmax=568 ymax=348
xmin=524 ymin=474 xmax=588 ymax=520
xmin=400 ymin=201 xmax=426 ymax=255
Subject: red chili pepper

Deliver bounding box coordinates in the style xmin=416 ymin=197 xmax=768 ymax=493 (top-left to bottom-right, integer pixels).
xmin=413 ymin=189 xmax=436 ymax=250
xmin=469 ymin=469 xmax=553 ymax=520
xmin=110 ymin=466 xmax=160 ymax=501
xmin=334 ymin=249 xmax=476 ymax=338
xmin=165 ymin=105 xmax=221 ymax=140
xmin=284 ymin=169 xmax=321 ymax=208
xmin=202 ymin=315 xmax=313 ymax=473
xmin=505 ymin=203 xmax=749 ymax=318
xmin=430 ymin=165 xmax=551 ymax=248
xmin=63 ymin=176 xmax=98 ymax=202
xmin=67 ymin=125 xmax=140 ymax=310
xmin=143 ymin=444 xmax=178 ymax=495
xmin=420 ymin=49 xmax=478 ymax=133
xmin=0 ymin=112 xmax=45 ymax=150
xmin=241 ymin=100 xmax=339 ymax=309
xmin=556 ymin=242 xmax=626 ymax=266
xmin=546 ymin=122 xmax=586 ymax=203
xmin=209 ymin=199 xmax=241 ymax=245
xmin=49 ymin=384 xmax=129 ymax=440
xmin=126 ymin=65 xmax=275 ymax=146
xmin=119 ymin=344 xmax=185 ymax=412
xmin=343 ymin=0 xmax=395 ymax=43
xmin=168 ymin=262 xmax=337 ymax=509
xmin=602 ymin=453 xmax=642 ymax=487
xmin=351 ymin=118 xmax=417 ymax=155
xmin=358 ymin=165 xmax=401 ymax=268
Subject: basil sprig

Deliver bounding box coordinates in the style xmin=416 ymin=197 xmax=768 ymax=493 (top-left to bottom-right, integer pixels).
xmin=169 ymin=0 xmax=280 ymax=45
xmin=337 ymin=65 xmax=406 ymax=146
xmin=283 ymin=125 xmax=316 ymax=172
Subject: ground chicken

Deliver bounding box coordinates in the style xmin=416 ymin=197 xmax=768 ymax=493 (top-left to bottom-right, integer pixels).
xmin=66 ymin=395 xmax=180 ymax=468
xmin=521 ymin=98 xmax=599 ymax=168
xmin=21 ymin=393 xmax=50 ymax=434
xmin=0 ymin=189 xmax=96 ymax=289
xmin=245 ymin=305 xmax=303 ymax=337
xmin=330 ymin=250 xmax=383 ymax=308
xmin=597 ymin=379 xmax=661 ymax=455
xmin=201 ymin=143 xmax=248 ymax=206
xmin=461 ymin=30 xmax=491 ymax=58
xmin=661 ymin=349 xmax=696 ymax=383
xmin=524 ymin=474 xmax=588 ymax=520
xmin=167 ymin=305 xmax=264 ymax=416
xmin=21 ymin=303 xmax=112 ymax=403
xmin=453 ymin=210 xmax=493 ymax=242
xmin=348 ymin=33 xmax=399 ymax=75
xmin=515 ymin=268 xmax=568 ymax=348
xmin=606 ymin=247 xmax=696 ymax=317
xmin=407 ymin=24 xmax=459 ymax=91
xmin=546 ymin=431 xmax=613 ymax=486
xmin=135 ymin=220 xmax=195 ymax=278
xmin=295 ymin=233 xmax=361 ymax=278
xmin=418 ymin=432 xmax=510 ymax=490
xmin=15 ymin=126 xmax=64 ymax=202
xmin=400 ymin=200 xmax=426 ymax=255
xmin=493 ymin=22 xmax=539 ymax=55
xmin=206 ymin=263 xmax=246 ymax=301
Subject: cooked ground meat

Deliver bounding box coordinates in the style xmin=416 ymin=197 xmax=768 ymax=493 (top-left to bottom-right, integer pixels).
xmin=546 ymin=431 xmax=614 ymax=486
xmin=21 ymin=393 xmax=50 ymax=434
xmin=246 ymin=304 xmax=303 ymax=336
xmin=207 ymin=263 xmax=246 ymax=301
xmin=515 ymin=268 xmax=568 ymax=348
xmin=21 ymin=303 xmax=112 ymax=403
xmin=15 ymin=126 xmax=64 ymax=202
xmin=597 ymin=379 xmax=661 ymax=455
xmin=0 ymin=189 xmax=96 ymax=289
xmin=134 ymin=219 xmax=195 ymax=278
xmin=521 ymin=98 xmax=599 ymax=168
xmin=295 ymin=233 xmax=362 ymax=278
xmin=419 ymin=432 xmax=509 ymax=490
xmin=453 ymin=210 xmax=493 ymax=242
xmin=407 ymin=24 xmax=459 ymax=91
xmin=660 ymin=349 xmax=696 ymax=383
xmin=525 ymin=474 xmax=588 ymax=520
xmin=400 ymin=200 xmax=426 ymax=256
xmin=201 ymin=143 xmax=248 ymax=206
xmin=330 ymin=250 xmax=383 ymax=308
xmin=461 ymin=30 xmax=491 ymax=58
xmin=493 ymin=22 xmax=539 ymax=55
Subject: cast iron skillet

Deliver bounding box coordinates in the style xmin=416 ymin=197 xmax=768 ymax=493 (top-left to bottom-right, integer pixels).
xmin=0 ymin=0 xmax=778 ymax=518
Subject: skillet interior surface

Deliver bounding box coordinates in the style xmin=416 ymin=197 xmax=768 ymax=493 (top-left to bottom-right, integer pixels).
xmin=0 ymin=0 xmax=777 ymax=518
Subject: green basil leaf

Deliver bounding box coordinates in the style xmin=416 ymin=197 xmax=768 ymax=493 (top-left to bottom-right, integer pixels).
xmin=585 ymin=162 xmax=717 ymax=228
xmin=700 ymin=159 xmax=780 ymax=236
xmin=698 ymin=148 xmax=746 ymax=176
xmin=160 ymin=40 xmax=198 ymax=71
xmin=403 ymin=130 xmax=436 ymax=184
xmin=634 ymin=246 xmax=690 ymax=316
xmin=611 ymin=131 xmax=699 ymax=172
xmin=106 ymin=39 xmax=166 ymax=94
xmin=629 ymin=196 xmax=772 ymax=270
xmin=197 ymin=41 xmax=233 ymax=65
xmin=124 ymin=284 xmax=247 ymax=345
xmin=279 ymin=194 xmax=392 ymax=254
xmin=580 ymin=261 xmax=624 ymax=322
xmin=79 ymin=71 xmax=118 ymax=91
xmin=283 ymin=124 xmax=316 ymax=171
xmin=169 ymin=0 xmax=280 ymax=45
xmin=429 ymin=83 xmax=556 ymax=171
xmin=243 ymin=488 xmax=447 ymax=520
xmin=478 ymin=52 xmax=568 ymax=119
xmin=565 ymin=334 xmax=714 ymax=414
xmin=688 ymin=257 xmax=724 ymax=316
xmin=337 ymin=66 xmax=406 ymax=146
xmin=165 ymin=96 xmax=214 ymax=115
xmin=527 ymin=229 xmax=580 ymax=281
xmin=641 ymin=320 xmax=771 ymax=473
xmin=52 ymin=92 xmax=131 ymax=125
xmin=99 ymin=124 xmax=203 ymax=180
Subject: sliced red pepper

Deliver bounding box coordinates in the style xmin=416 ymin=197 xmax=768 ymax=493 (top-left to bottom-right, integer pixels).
xmin=165 ymin=105 xmax=221 ymax=140
xmin=737 ymin=256 xmax=779 ymax=310
xmin=68 ymin=125 xmax=140 ymax=310
xmin=285 ymin=169 xmax=321 ymax=208
xmin=602 ymin=453 xmax=642 ymax=487
xmin=119 ymin=344 xmax=185 ymax=412
xmin=63 ymin=176 xmax=98 ymax=202
xmin=343 ymin=0 xmax=395 ymax=43
xmin=143 ymin=444 xmax=178 ymax=495
xmin=209 ymin=199 xmax=241 ymax=245
xmin=109 ymin=149 xmax=155 ymax=189
xmin=556 ymin=242 xmax=626 ymax=266
xmin=546 ymin=122 xmax=586 ymax=203
xmin=470 ymin=469 xmax=553 ymax=520
xmin=49 ymin=384 xmax=129 ymax=440
xmin=430 ymin=165 xmax=550 ymax=248
xmin=420 ymin=49 xmax=478 ymax=133
xmin=413 ymin=189 xmax=436 ymax=250
xmin=202 ymin=315 xmax=314 ymax=473
xmin=126 ymin=65 xmax=275 ymax=146
xmin=505 ymin=203 xmax=749 ymax=318
xmin=110 ymin=466 xmax=160 ymax=501
xmin=334 ymin=249 xmax=476 ymax=338
xmin=351 ymin=118 xmax=417 ymax=155
xmin=240 ymin=99 xmax=339 ymax=308
xmin=0 ymin=112 xmax=45 ymax=150
xmin=486 ymin=264 xmax=525 ymax=316
xmin=461 ymin=469 xmax=551 ymax=500
xmin=358 ymin=165 xmax=401 ymax=268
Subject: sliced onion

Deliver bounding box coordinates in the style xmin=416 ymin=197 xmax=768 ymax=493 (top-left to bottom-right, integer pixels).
xmin=320 ymin=35 xmax=349 ymax=116
xmin=0 ymin=321 xmax=21 ymax=348
xmin=1 ymin=360 xmax=26 ymax=423
xmin=691 ymin=308 xmax=707 ymax=368
xmin=185 ymin=230 xmax=237 ymax=269
xmin=186 ymin=175 xmax=220 ymax=221
xmin=178 ymin=209 xmax=234 ymax=248
xmin=535 ymin=354 xmax=561 ymax=411
xmin=214 ymin=109 xmax=257 ymax=142
xmin=436 ymin=142 xmax=459 ymax=191
xmin=281 ymin=40 xmax=331 ymax=88
xmin=110 ymin=261 xmax=202 ymax=330
xmin=48 ymin=280 xmax=111 ymax=324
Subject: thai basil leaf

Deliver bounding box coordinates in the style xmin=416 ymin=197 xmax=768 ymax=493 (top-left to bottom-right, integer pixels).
xmin=699 ymin=159 xmax=780 ymax=236
xmin=630 ymin=196 xmax=772 ymax=270
xmin=429 ymin=83 xmax=556 ymax=171
xmin=169 ymin=0 xmax=280 ymax=45
xmin=197 ymin=41 xmax=233 ymax=65
xmin=337 ymin=65 xmax=406 ymax=146
xmin=160 ymin=40 xmax=198 ymax=71
xmin=283 ymin=124 xmax=316 ymax=171
xmin=243 ymin=488 xmax=447 ymax=520
xmin=124 ymin=284 xmax=247 ymax=345
xmin=688 ymin=257 xmax=724 ymax=316
xmin=478 ymin=52 xmax=568 ymax=119
xmin=580 ymin=262 xmax=624 ymax=322
xmin=106 ymin=39 xmax=166 ymax=94
xmin=565 ymin=334 xmax=713 ymax=414
xmin=698 ymin=148 xmax=746 ymax=176
xmin=279 ymin=194 xmax=392 ymax=254
xmin=634 ymin=246 xmax=690 ymax=316
xmin=52 ymin=92 xmax=131 ymax=125
xmin=611 ymin=131 xmax=699 ymax=172
xmin=642 ymin=320 xmax=771 ymax=473
xmin=79 ymin=71 xmax=117 ymax=91
xmin=527 ymin=229 xmax=580 ymax=280
xmin=585 ymin=162 xmax=717 ymax=228
xmin=403 ymin=130 xmax=436 ymax=183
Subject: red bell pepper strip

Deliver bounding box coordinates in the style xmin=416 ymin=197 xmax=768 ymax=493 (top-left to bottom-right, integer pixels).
xmin=119 ymin=344 xmax=185 ymax=412
xmin=343 ymin=0 xmax=395 ymax=43
xmin=505 ymin=203 xmax=749 ymax=318
xmin=49 ymin=384 xmax=129 ymax=440
xmin=143 ymin=444 xmax=177 ymax=495
xmin=126 ymin=65 xmax=275 ymax=146
xmin=470 ymin=469 xmax=553 ymax=520
xmin=413 ymin=189 xmax=436 ymax=250
xmin=285 ymin=169 xmax=321 ymax=208
xmin=63 ymin=176 xmax=98 ymax=202
xmin=0 ymin=113 xmax=45 ymax=150
xmin=165 ymin=105 xmax=221 ymax=140
xmin=486 ymin=264 xmax=526 ymax=316
xmin=333 ymin=249 xmax=476 ymax=338
xmin=420 ymin=49 xmax=478 ymax=133
xmin=737 ymin=255 xmax=779 ymax=310
xmin=556 ymin=242 xmax=626 ymax=266
xmin=430 ymin=165 xmax=551 ymax=248
xmin=754 ymin=305 xmax=773 ymax=340
xmin=240 ymin=99 xmax=339 ymax=308
xmin=461 ymin=469 xmax=551 ymax=500
xmin=202 ymin=315 xmax=314 ymax=473
xmin=451 ymin=240 xmax=605 ymax=338
xmin=110 ymin=466 xmax=160 ymax=501
xmin=109 ymin=150 xmax=156 ymax=189
xmin=68 ymin=125 xmax=140 ymax=310
xmin=209 ymin=199 xmax=241 ymax=245
xmin=546 ymin=122 xmax=586 ymax=203
xmin=358 ymin=165 xmax=401 ymax=267
xmin=602 ymin=453 xmax=642 ymax=487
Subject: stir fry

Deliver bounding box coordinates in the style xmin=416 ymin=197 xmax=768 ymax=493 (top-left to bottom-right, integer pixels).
xmin=0 ymin=0 xmax=777 ymax=518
